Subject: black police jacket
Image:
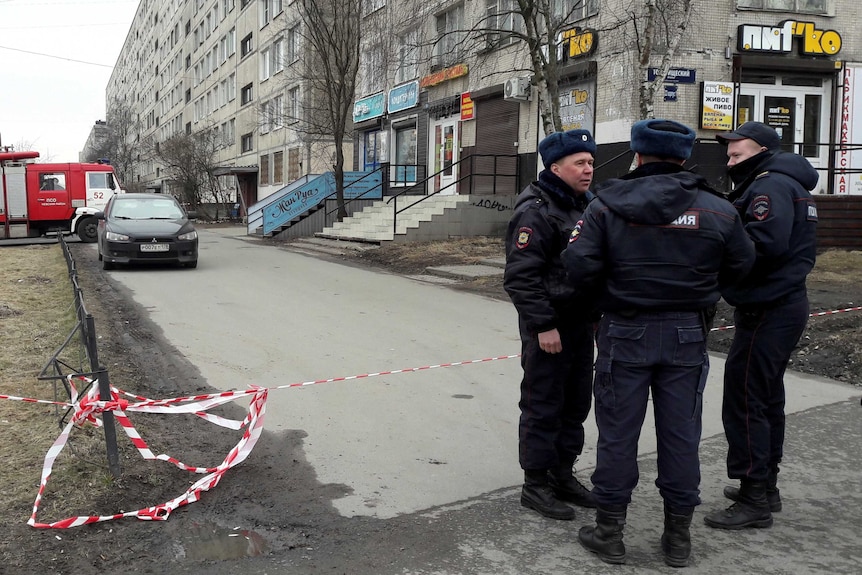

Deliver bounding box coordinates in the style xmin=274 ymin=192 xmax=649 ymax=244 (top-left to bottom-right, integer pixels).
xmin=721 ymin=150 xmax=819 ymax=307
xmin=504 ymin=171 xmax=595 ymax=334
xmin=563 ymin=162 xmax=755 ymax=312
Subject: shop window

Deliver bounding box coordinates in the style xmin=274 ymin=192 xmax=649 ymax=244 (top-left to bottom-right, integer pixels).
xmin=363 ymin=130 xmax=387 ymax=171
xmin=393 ymin=124 xmax=417 ymax=184
xmin=803 ymin=94 xmax=821 ymax=158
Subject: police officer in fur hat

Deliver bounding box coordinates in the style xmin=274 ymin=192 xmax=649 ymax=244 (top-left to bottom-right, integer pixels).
xmin=563 ymin=119 xmax=755 ymax=567
xmin=504 ymin=129 xmax=600 ymax=521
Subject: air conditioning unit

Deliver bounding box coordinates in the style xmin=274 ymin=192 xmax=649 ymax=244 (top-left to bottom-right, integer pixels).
xmin=504 ymin=77 xmax=531 ymax=101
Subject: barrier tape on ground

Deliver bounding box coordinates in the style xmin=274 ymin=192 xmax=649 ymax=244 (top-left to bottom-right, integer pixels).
xmin=709 ymin=305 xmax=862 ymax=333
xmin=3 ymin=305 xmax=859 ymax=529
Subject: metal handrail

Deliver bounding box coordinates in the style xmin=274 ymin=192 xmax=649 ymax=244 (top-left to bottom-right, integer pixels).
xmin=385 ymin=153 xmax=520 ymax=234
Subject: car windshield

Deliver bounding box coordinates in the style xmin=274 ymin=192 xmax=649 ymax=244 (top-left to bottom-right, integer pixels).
xmin=111 ymin=198 xmax=185 ymax=220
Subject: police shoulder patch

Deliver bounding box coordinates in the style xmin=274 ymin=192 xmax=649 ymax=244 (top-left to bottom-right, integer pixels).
xmin=569 ymin=220 xmax=583 ymax=243
xmin=516 ymin=227 xmax=533 ymax=249
xmin=752 ymin=195 xmax=771 ymax=221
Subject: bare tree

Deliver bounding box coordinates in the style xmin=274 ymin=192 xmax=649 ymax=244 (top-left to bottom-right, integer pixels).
xmin=285 ymin=0 xmax=363 ymax=221
xmin=90 ymin=98 xmax=141 ymax=189
xmin=150 ymin=129 xmax=226 ymax=219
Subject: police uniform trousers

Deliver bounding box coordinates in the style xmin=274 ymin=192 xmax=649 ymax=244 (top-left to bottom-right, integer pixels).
xmin=591 ymin=311 xmax=708 ymax=509
xmin=722 ymin=295 xmax=809 ymax=482
xmin=518 ymin=317 xmax=594 ymax=471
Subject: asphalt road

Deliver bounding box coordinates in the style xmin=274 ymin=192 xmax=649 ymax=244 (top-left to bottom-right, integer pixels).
xmin=94 ymin=226 xmax=862 ymax=574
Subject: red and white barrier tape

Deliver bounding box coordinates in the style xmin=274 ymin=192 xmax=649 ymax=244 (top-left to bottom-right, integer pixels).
xmin=4 ymin=304 xmax=859 ymax=529
xmin=710 ymin=305 xmax=862 ymax=333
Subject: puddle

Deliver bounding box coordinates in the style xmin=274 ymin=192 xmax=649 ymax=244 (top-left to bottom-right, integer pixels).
xmin=175 ymin=522 xmax=269 ymax=561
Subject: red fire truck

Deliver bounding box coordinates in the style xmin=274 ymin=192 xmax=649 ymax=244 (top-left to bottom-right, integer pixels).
xmin=0 ymin=150 xmax=124 ymax=242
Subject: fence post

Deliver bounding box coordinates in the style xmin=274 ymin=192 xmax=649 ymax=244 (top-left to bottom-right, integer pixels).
xmin=85 ymin=315 xmax=122 ymax=477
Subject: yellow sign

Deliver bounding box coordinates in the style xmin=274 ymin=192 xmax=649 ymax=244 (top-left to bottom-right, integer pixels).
xmin=420 ymin=64 xmax=469 ymax=89
xmin=701 ymin=81 xmax=734 ymax=131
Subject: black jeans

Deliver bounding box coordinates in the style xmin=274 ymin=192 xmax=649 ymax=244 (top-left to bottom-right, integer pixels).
xmin=722 ymin=295 xmax=809 ymax=481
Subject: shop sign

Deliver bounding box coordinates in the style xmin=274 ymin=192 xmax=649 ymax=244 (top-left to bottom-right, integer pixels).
xmin=648 ymin=67 xmax=696 ymax=84
xmin=353 ymin=92 xmax=386 ymax=123
xmin=557 ymin=80 xmax=595 ymax=133
xmin=460 ymin=92 xmax=474 ymax=121
xmin=836 ymin=65 xmax=862 ymax=195
xmin=737 ymin=20 xmax=841 ymax=56
xmin=700 ymin=81 xmax=734 ymax=130
xmin=388 ymin=81 xmax=419 ymax=114
xmin=420 ymin=63 xmax=468 ymax=89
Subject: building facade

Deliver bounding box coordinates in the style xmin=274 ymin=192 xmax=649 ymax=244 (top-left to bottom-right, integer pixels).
xmin=106 ymin=0 xmax=347 ymax=213
xmin=352 ymin=0 xmax=862 ymax=196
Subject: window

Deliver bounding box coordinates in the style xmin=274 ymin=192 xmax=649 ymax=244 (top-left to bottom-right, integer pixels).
xmin=221 ymin=118 xmax=236 ymax=146
xmin=261 ymin=46 xmax=272 ymax=80
xmin=228 ymin=73 xmax=237 ymax=101
xmin=396 ymin=29 xmax=418 ymax=83
xmin=287 ymin=25 xmax=300 ymax=63
xmin=228 ymin=28 xmax=236 ymax=56
xmin=260 ymin=154 xmax=270 ymax=185
xmin=241 ymin=0 xmax=252 ymax=8
xmin=241 ymin=82 xmax=254 ymax=105
xmin=737 ymin=0 xmax=826 ymax=12
xmin=272 ymin=37 xmax=284 ymax=74
xmin=553 ymin=0 xmax=598 ymax=21
xmin=362 ymin=0 xmax=385 ymax=16
xmin=260 ymin=0 xmax=270 ymax=27
xmin=273 ymin=150 xmax=284 ymax=184
xmin=360 ymin=43 xmax=385 ymax=95
xmin=241 ymin=132 xmax=254 ymax=152
xmin=241 ymin=33 xmax=253 ymax=57
xmin=287 ymin=86 xmax=300 ymax=122
xmin=222 ymin=0 xmax=235 ymax=20
xmin=485 ymin=0 xmax=524 ymax=48
xmin=393 ymin=124 xmax=417 ymax=184
xmin=434 ymin=4 xmax=464 ymax=68
xmin=287 ymin=147 xmax=301 ymax=181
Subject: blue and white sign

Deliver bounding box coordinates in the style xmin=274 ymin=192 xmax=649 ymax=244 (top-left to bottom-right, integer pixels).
xmin=388 ymin=81 xmax=419 ymax=114
xmin=648 ymin=67 xmax=697 ymax=84
xmin=664 ymin=85 xmax=678 ymax=102
xmin=353 ymin=92 xmax=386 ymax=123
xmin=262 ymin=171 xmax=383 ymax=235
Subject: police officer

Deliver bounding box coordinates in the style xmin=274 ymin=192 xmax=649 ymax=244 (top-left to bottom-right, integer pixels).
xmin=563 ymin=119 xmax=755 ymax=566
xmin=504 ymin=129 xmax=599 ymax=521
xmin=704 ymin=122 xmax=818 ymax=530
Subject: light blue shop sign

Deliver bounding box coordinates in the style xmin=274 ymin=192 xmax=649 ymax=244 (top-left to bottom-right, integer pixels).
xmin=388 ymin=81 xmax=419 ymax=114
xmin=353 ymin=92 xmax=386 ymax=122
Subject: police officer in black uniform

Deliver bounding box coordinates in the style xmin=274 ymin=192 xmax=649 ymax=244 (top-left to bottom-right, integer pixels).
xmin=704 ymin=122 xmax=819 ymax=530
xmin=563 ymin=119 xmax=755 ymax=567
xmin=504 ymin=129 xmax=599 ymax=521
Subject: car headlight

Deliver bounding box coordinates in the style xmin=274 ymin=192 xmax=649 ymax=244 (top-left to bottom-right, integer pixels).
xmin=106 ymin=231 xmax=130 ymax=241
xmin=177 ymin=230 xmax=198 ymax=241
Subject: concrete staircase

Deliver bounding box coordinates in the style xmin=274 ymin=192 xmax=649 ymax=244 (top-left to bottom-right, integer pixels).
xmin=315 ymin=195 xmax=471 ymax=243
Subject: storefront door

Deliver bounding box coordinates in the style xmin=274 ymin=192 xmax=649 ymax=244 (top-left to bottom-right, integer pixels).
xmin=738 ymin=77 xmax=831 ymax=192
xmin=430 ymin=117 xmax=460 ymax=195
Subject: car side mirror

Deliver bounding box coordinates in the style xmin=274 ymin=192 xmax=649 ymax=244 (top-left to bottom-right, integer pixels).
xmin=94 ymin=211 xmax=106 ymax=220
xmin=186 ymin=210 xmax=198 ymax=220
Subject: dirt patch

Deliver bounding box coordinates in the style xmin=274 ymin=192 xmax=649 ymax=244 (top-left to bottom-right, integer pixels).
xmin=0 ymin=238 xmax=859 ymax=575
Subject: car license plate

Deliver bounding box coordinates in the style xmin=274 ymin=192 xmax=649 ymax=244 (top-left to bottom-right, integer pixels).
xmin=140 ymin=243 xmax=170 ymax=252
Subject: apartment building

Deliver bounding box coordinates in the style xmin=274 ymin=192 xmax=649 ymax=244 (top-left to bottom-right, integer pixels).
xmin=353 ymin=0 xmax=862 ymax=196
xmin=106 ymin=0 xmax=344 ymax=212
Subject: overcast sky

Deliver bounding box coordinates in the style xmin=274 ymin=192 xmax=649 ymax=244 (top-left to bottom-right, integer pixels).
xmin=0 ymin=0 xmax=139 ymax=162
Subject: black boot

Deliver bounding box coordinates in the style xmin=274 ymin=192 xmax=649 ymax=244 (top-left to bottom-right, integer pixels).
xmin=549 ymin=463 xmax=596 ymax=508
xmin=578 ymin=505 xmax=627 ymax=564
xmin=521 ymin=470 xmax=575 ymax=520
xmin=704 ymin=480 xmax=773 ymax=530
xmin=723 ymin=467 xmax=782 ymax=512
xmin=661 ymin=504 xmax=694 ymax=568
